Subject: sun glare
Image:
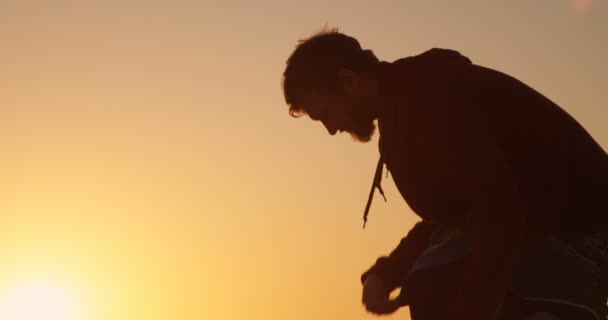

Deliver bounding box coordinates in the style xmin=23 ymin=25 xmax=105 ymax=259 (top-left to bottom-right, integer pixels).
xmin=0 ymin=281 xmax=79 ymax=320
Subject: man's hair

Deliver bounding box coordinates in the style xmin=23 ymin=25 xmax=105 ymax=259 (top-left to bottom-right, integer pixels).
xmin=282 ymin=28 xmax=379 ymax=117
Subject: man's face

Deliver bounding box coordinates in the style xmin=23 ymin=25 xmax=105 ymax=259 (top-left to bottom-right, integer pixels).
xmin=296 ymin=90 xmax=376 ymax=142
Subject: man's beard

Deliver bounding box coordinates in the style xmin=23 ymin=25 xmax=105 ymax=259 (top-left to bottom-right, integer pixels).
xmin=348 ymin=113 xmax=376 ymax=143
xmin=343 ymin=97 xmax=377 ymax=142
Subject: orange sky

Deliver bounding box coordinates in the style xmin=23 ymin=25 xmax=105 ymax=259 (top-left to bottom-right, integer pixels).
xmin=1 ymin=1 xmax=606 ymax=319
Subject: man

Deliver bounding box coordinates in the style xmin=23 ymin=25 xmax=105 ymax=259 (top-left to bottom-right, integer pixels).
xmin=281 ymin=29 xmax=608 ymax=320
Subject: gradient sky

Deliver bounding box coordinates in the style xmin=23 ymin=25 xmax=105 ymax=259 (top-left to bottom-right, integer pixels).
xmin=1 ymin=1 xmax=606 ymax=319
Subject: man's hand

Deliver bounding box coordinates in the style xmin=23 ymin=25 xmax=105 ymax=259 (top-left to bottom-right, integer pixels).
xmin=362 ymin=273 xmax=401 ymax=315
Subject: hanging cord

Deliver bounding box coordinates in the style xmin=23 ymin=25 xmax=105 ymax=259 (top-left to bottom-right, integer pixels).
xmin=363 ymin=156 xmax=387 ymax=228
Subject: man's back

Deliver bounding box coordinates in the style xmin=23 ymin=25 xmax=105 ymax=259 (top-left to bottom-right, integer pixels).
xmin=378 ymin=51 xmax=608 ymax=240
xmin=472 ymin=63 xmax=608 ymax=239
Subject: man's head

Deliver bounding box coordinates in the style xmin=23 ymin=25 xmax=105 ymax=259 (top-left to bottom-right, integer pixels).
xmin=282 ymin=28 xmax=381 ymax=142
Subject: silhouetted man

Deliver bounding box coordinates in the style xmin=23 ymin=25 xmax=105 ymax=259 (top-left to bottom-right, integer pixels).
xmin=281 ymin=29 xmax=608 ymax=320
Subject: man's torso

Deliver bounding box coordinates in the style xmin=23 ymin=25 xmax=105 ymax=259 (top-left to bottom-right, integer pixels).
xmin=377 ymin=51 xmax=608 ymax=240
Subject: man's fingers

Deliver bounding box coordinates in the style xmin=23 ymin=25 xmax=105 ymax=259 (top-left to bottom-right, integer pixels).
xmin=361 ymin=276 xmax=400 ymax=315
xmin=363 ymin=290 xmax=400 ymax=314
xmin=361 ymin=288 xmax=381 ymax=304
xmin=364 ymin=299 xmax=400 ymax=315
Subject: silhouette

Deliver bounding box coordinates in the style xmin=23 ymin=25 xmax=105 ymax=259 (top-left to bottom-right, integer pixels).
xmin=281 ymin=28 xmax=608 ymax=320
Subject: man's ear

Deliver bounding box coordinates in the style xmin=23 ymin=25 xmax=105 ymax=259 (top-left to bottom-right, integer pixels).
xmin=337 ymin=68 xmax=358 ymax=93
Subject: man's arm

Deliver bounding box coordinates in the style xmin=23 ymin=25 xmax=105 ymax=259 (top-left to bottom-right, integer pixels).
xmin=361 ymin=221 xmax=435 ymax=289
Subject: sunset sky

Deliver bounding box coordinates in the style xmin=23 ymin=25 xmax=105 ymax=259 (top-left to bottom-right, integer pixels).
xmin=1 ymin=1 xmax=606 ymax=319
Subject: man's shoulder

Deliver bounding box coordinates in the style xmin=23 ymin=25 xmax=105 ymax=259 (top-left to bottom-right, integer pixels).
xmin=388 ymin=48 xmax=472 ymax=68
xmin=380 ymin=48 xmax=475 ymax=89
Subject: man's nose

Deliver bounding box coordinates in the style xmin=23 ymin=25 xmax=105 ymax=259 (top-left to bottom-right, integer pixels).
xmin=322 ymin=120 xmax=337 ymax=135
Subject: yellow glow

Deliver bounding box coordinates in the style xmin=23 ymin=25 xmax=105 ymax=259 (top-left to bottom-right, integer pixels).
xmin=0 ymin=281 xmax=80 ymax=320
xmin=0 ymin=2 xmax=606 ymax=320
